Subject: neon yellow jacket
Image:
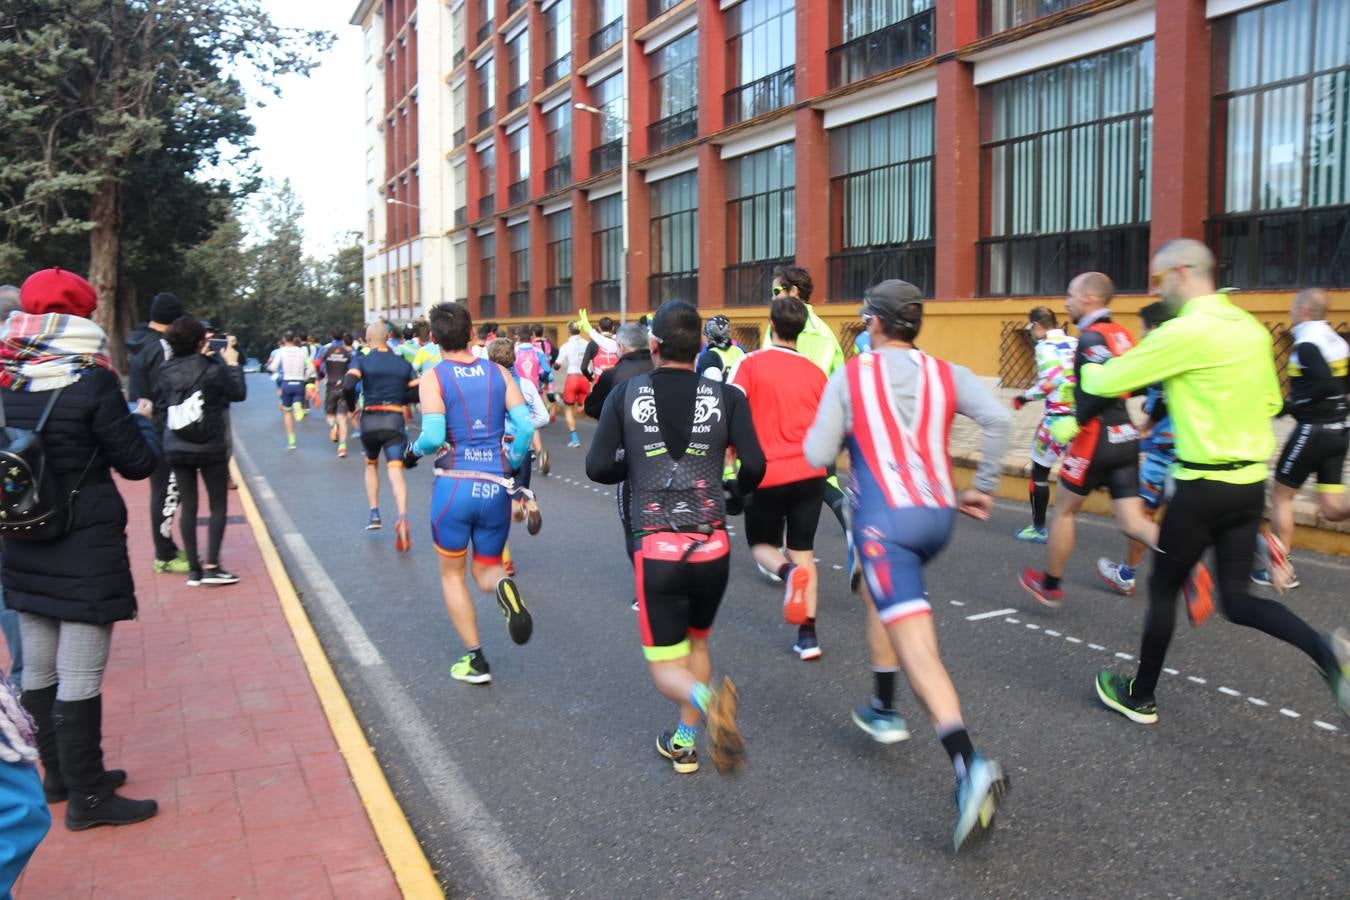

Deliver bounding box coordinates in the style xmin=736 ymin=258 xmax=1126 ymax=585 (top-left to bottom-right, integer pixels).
xmin=764 ymin=305 xmax=844 ymax=377
xmin=1080 ymin=294 xmax=1280 ymax=485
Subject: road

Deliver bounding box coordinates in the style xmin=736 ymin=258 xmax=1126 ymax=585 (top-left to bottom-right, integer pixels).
xmin=229 ymin=374 xmax=1349 ymax=899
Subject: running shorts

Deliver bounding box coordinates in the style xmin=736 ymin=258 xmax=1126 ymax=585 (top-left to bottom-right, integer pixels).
xmin=430 ymin=474 xmax=512 ymax=564
xmin=851 ymin=506 xmax=955 ymax=626
xmin=1275 ymin=422 xmax=1348 ymax=493
xmin=360 ymin=410 xmax=408 ymax=463
xmin=562 ymin=374 xmax=591 ymax=406
xmin=324 ymin=384 xmax=350 ymax=416
xmin=279 ymin=380 xmax=306 ymax=409
xmin=1059 ymin=421 xmax=1140 ymax=499
xmin=1139 ymin=446 xmax=1176 ymax=510
xmin=744 ymin=477 xmax=826 ymax=551
xmin=632 ymin=529 xmax=731 ymax=662
xmin=1031 ymin=415 xmax=1072 ymax=469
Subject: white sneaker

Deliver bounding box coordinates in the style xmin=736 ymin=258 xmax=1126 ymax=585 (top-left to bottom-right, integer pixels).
xmin=1095 ymin=557 xmax=1136 ymax=596
xmin=756 ymin=562 xmax=782 ymax=583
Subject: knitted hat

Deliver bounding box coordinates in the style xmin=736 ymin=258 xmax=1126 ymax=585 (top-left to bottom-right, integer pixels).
xmin=19 ymin=268 xmax=98 ymax=318
xmin=149 ymin=292 xmax=184 ymax=325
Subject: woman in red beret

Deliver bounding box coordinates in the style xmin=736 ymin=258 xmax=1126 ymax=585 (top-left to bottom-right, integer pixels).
xmin=0 ymin=268 xmax=161 ymax=832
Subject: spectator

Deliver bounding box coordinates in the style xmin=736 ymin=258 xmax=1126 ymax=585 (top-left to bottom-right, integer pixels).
xmin=0 ymin=669 xmax=49 ymax=893
xmin=0 ymin=286 xmax=21 ymax=686
xmin=2 ymin=268 xmax=161 ymax=830
xmin=584 ymin=323 xmax=654 ymax=420
xmin=157 ymin=317 xmax=247 ymax=587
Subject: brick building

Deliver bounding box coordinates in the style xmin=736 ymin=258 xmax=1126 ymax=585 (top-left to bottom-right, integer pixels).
xmin=350 ymin=0 xmax=1348 ymax=369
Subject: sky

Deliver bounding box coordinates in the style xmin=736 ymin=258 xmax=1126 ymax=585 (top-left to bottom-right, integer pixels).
xmin=238 ymin=0 xmax=366 ymax=257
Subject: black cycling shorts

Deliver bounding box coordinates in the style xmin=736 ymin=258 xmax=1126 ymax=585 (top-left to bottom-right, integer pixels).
xmin=1275 ymin=422 xmax=1348 ymax=491
xmin=324 ymin=385 xmax=350 ymax=416
xmin=360 ymin=410 xmax=407 ymax=464
xmin=1059 ymin=421 xmax=1139 ymax=499
xmin=744 ymin=477 xmax=826 ymax=551
xmin=632 ymin=529 xmax=730 ymax=662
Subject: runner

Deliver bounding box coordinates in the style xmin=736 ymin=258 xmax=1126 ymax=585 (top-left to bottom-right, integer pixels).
xmin=344 ymin=321 xmax=420 ymax=550
xmin=513 ymin=326 xmax=553 ymax=476
xmin=585 ymin=300 xmax=764 ymax=776
xmin=803 ymin=280 xmax=1013 ymax=852
xmin=1082 ymin=239 xmax=1349 ymax=726
xmin=730 ymin=297 xmax=828 ymax=659
xmin=319 ymin=327 xmax=355 ymax=458
xmin=489 ymin=338 xmax=549 ymax=529
xmin=267 ymin=331 xmax=311 ymax=451
xmin=1011 ymin=307 xmax=1077 ymax=544
xmin=696 ymin=316 xmax=746 ymax=382
xmin=406 ymin=302 xmax=536 ymax=685
xmin=1255 ymin=288 xmax=1349 ymax=587
xmin=578 ymin=312 xmax=621 ymax=383
xmin=1096 ymin=302 xmax=1176 ymax=595
xmin=554 ymin=322 xmax=589 ymax=447
xmin=531 ymin=323 xmax=559 ymax=418
xmin=1017 ymin=273 xmax=1186 ymax=613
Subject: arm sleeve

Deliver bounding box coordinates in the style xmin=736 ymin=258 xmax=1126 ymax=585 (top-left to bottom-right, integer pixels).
xmin=1072 ymin=331 xmax=1118 ymax=425
xmin=804 ymin=371 xmax=850 ymax=470
xmin=584 ymin=382 xmax=627 ymax=484
xmin=506 ymin=404 xmax=535 ymax=469
xmin=416 ymin=413 xmax=446 ymax=456
xmin=342 ymin=368 xmax=361 ymax=411
xmin=726 ymin=388 xmax=765 ymax=495
xmin=953 ymin=365 xmax=1012 ymax=494
xmin=1080 ymin=321 xmax=1199 ymax=398
xmin=581 ymin=341 xmax=598 ymax=380
xmin=522 ymin=380 xmax=550 ymax=428
xmin=90 ymin=369 xmax=160 ymax=480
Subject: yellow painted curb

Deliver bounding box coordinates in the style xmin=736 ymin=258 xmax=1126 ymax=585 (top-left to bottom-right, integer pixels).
xmin=230 ymin=459 xmax=444 ymax=899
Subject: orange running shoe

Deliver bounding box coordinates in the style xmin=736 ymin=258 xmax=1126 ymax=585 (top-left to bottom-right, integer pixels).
xmin=1183 ymin=562 xmax=1215 ymax=627
xmin=395 ymin=518 xmax=412 ymax=554
xmin=782 ymin=564 xmax=810 ymax=625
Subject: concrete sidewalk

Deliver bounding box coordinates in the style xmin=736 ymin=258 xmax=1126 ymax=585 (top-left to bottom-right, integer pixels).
xmin=9 ymin=475 xmax=428 ymax=898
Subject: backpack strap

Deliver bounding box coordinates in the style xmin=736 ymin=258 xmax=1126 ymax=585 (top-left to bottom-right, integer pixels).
xmin=0 ymin=387 xmax=63 ymax=432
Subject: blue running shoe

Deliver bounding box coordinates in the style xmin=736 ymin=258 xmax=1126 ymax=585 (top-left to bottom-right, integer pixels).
xmin=851 ymin=704 xmax=910 ymax=744
xmin=366 ymin=510 xmax=382 ymax=531
xmin=953 ymin=754 xmax=1010 ymax=853
xmin=1014 ymin=525 xmax=1048 ymax=543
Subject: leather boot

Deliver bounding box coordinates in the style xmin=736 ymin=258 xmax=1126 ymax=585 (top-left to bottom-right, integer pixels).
xmin=53 ymin=695 xmax=155 ymax=830
xmin=23 ymin=687 xmax=126 ymax=803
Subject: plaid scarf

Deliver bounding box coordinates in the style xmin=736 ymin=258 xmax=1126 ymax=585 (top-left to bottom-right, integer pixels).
xmin=0 ymin=312 xmax=117 ymax=392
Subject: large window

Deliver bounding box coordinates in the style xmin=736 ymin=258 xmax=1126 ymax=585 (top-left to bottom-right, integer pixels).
xmin=726 ymin=143 xmax=796 ymax=305
xmin=509 ymin=222 xmax=531 ymax=316
xmin=546 ymin=209 xmax=574 ymax=312
xmin=591 ymin=0 xmax=624 ymax=56
xmin=452 ymin=4 xmax=467 ymax=66
xmin=649 ymin=172 xmax=699 ymax=308
xmin=545 ymin=103 xmax=573 ymax=190
xmin=1211 ymin=0 xmax=1350 ymax=288
xmin=477 ymin=142 xmax=496 ymax=218
xmin=544 ymin=1 xmax=573 ymax=85
xmin=591 ymin=194 xmax=623 ymax=310
xmin=478 ymin=232 xmax=497 ymax=318
xmin=452 ymin=161 xmax=467 ymax=226
xmin=476 ymin=0 xmax=494 ymax=46
xmin=590 ymin=73 xmax=624 ymax=174
xmin=830 ymin=103 xmax=935 ymax=299
xmin=981 ymin=41 xmax=1154 ymax=296
xmin=725 ymin=0 xmax=796 ymax=126
xmin=476 ymin=56 xmax=496 ymax=132
xmin=508 ymin=127 xmax=531 ymax=205
xmin=452 ymin=81 xmax=467 ymax=146
xmin=981 ymin=0 xmax=1094 ymax=37
xmin=453 ymin=241 xmax=468 ymax=303
xmin=831 ymin=0 xmax=934 ymax=89
xmin=649 ymin=31 xmax=699 ymax=152
xmin=506 ymin=30 xmax=530 ymax=110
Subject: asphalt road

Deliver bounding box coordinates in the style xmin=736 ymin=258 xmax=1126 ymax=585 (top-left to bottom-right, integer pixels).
xmin=229 ymin=374 xmax=1349 ymax=899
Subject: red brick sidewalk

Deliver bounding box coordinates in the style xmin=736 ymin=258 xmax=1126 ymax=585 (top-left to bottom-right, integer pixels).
xmin=11 ymin=478 xmax=403 ymax=899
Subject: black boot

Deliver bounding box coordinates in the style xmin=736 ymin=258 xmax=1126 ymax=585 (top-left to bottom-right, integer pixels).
xmin=23 ymin=687 xmax=126 ymax=803
xmin=53 ymin=695 xmax=156 ymax=830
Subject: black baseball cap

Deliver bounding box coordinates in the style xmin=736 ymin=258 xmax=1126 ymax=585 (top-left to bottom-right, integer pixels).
xmin=861 ymin=280 xmax=923 ymax=328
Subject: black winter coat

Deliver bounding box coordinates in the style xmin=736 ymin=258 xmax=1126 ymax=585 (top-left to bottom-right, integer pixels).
xmin=1 ymin=367 xmax=160 ymax=624
xmin=584 ymin=350 xmax=654 ymax=420
xmin=156 ymin=353 xmax=246 ymax=467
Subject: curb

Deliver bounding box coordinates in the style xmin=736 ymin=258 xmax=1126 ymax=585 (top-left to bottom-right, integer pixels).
xmin=230 ymin=459 xmax=445 ymax=899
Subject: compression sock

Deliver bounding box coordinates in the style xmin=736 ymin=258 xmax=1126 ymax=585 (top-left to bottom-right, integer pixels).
xmin=690 ymin=682 xmax=711 ymax=715
xmin=672 ymin=722 xmax=698 ymax=749
xmin=799 ymin=616 xmax=816 ymax=636
xmin=871 ymin=666 xmax=899 ymax=712
xmin=287 ymin=433 xmax=296 ymax=448
xmin=938 ymin=724 xmax=976 ymax=778
xmin=1031 ymin=481 xmax=1050 ymax=530
xmin=467 ymin=646 xmax=488 ymax=672
xmin=1119 ymin=564 xmax=1136 ymax=580
xmin=777 ymin=562 xmax=792 ymax=581
xmin=1044 ymin=573 xmax=1062 ymax=591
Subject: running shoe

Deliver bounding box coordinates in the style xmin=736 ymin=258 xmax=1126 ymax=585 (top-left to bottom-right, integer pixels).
xmin=705 ymin=676 xmax=746 ymax=776
xmin=292 ymin=401 xmax=305 ymax=423
xmin=793 ymin=631 xmax=821 ymax=661
xmin=496 ymin=577 xmax=532 ymax=645
xmin=1014 ymin=525 xmax=1049 ymax=544
xmin=1250 ymin=568 xmax=1274 ymax=588
xmin=511 ymin=499 xmax=526 ymax=523
xmin=782 ymin=565 xmax=810 ymax=625
xmin=524 ymin=497 xmax=542 ymax=535
xmin=756 ymin=562 xmax=783 ymax=584
xmin=1325 ymin=628 xmax=1350 ymax=722
xmin=366 ymin=510 xmax=382 ymax=531
xmin=450 ymin=654 xmax=491 ymax=684
xmin=1094 ymin=670 xmax=1158 ymax=724
xmin=395 ymin=518 xmax=412 ymax=554
xmin=656 ymin=731 xmax=699 ymax=774
xmin=1018 ymin=568 xmax=1063 ymax=608
xmin=851 ymin=704 xmax=910 ymax=744
xmin=286 ymin=439 xmax=296 ymax=451
xmin=1183 ymin=563 xmax=1215 ymax=627
xmin=629 ymin=597 xmax=638 ymax=612
xmin=329 ymin=424 xmax=338 ymax=442
xmin=186 ymin=569 xmax=204 ymax=587
xmin=952 ymin=754 xmax=1009 ymax=853
xmin=153 ymin=553 xmax=191 ymax=575
xmin=201 ymin=567 xmax=239 ymax=585
xmin=1095 ymin=558 xmax=1136 ymax=596
xmin=567 ymin=434 xmax=581 ymax=448
xmin=1254 ymin=532 xmax=1299 ymax=592
xmin=539 ymin=449 xmax=550 ymax=477
xmin=337 ymin=444 xmax=347 ymax=459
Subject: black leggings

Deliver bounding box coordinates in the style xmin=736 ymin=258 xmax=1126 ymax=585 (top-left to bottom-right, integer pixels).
xmin=1135 ymin=478 xmax=1334 ymax=697
xmin=174 ymin=462 xmax=231 ymax=570
xmin=1030 ymin=462 xmax=1052 ymax=529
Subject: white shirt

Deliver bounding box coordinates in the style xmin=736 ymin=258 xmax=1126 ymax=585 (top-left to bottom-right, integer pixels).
xmin=557 ymin=335 xmax=588 ymax=376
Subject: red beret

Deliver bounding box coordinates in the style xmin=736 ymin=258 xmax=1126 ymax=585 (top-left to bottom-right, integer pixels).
xmin=20 ymin=268 xmax=98 ymax=318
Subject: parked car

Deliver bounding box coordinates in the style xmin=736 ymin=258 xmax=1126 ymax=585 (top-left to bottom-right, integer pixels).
xmin=242 ymin=357 xmax=261 ymax=374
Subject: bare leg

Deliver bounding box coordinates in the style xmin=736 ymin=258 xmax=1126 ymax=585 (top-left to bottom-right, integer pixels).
xmin=649 ymin=655 xmax=701 ymax=728
xmin=470 ymin=558 xmax=508 ymax=593
xmin=282 ymin=410 xmax=295 ymax=440
xmin=364 ymin=462 xmax=380 ymax=510
xmin=1124 ymin=505 xmax=1160 ymax=569
xmin=388 ymin=463 xmax=409 ymax=518
xmin=1271 ymin=483 xmax=1299 ymax=550
xmin=564 ymin=403 xmax=578 ymax=434
xmin=337 ymin=411 xmax=350 ymax=444
xmin=886 ymin=611 xmax=963 ymax=728
xmin=1045 ymin=491 xmax=1086 ymax=578
xmin=787 ymin=549 xmax=818 ymax=618
xmin=1111 ymin=496 xmax=1159 ymax=548
xmin=1318 ymin=490 xmax=1350 ymax=523
xmin=438 ymin=553 xmax=479 ymax=648
xmin=750 ymin=544 xmax=787 ymax=576
xmin=865 ymin=601 xmax=900 ymax=668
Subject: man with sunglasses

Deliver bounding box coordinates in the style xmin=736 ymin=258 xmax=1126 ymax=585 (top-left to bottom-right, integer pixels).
xmin=804 ymin=280 xmax=1012 ymax=851
xmin=1081 ymin=239 xmax=1349 ymax=726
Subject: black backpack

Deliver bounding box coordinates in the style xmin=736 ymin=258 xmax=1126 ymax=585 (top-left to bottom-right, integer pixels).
xmin=0 ymin=388 xmax=94 ymax=541
xmin=164 ymin=359 xmax=214 ymax=444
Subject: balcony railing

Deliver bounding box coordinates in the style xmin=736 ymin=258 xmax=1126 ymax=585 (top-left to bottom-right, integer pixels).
xmin=827 ymin=245 xmax=935 ymax=303
xmin=479 ymin=293 xmax=497 ymax=318
xmin=508 ymin=178 xmax=530 ymax=206
xmin=545 ymin=159 xmax=573 ymax=192
xmin=648 ymin=271 xmax=698 ymax=310
xmin=507 ymin=83 xmax=529 ymax=110
xmin=479 ymin=194 xmax=496 ymax=218
xmin=724 ymin=66 xmax=794 ymax=126
xmin=980 ymin=0 xmax=1094 ymax=36
xmin=545 ymin=285 xmax=573 ymax=314
xmin=475 ymin=19 xmax=494 ymax=46
xmin=590 ymin=280 xmax=620 ymax=311
xmin=544 ymin=54 xmax=572 ymax=86
xmin=723 ymin=259 xmax=790 ymax=306
xmin=477 ymin=107 xmax=495 ymax=132
xmin=648 ymin=107 xmax=697 ymax=153
xmin=506 ymin=0 xmax=527 ymax=16
xmin=828 ymin=7 xmax=935 ymax=89
xmin=453 ymin=47 xmax=465 ymax=68
xmin=589 ymin=17 xmax=622 ymax=57
xmin=647 ymin=0 xmax=683 ymax=21
xmin=509 ymin=289 xmax=531 ymax=317
xmin=590 ymin=139 xmax=621 ymax=175
xmin=453 ymin=126 xmax=466 ymax=147
xmin=454 ymin=206 xmax=467 ymax=227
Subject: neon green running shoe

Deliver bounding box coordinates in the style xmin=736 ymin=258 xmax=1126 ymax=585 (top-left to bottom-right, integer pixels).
xmin=292 ymin=401 xmax=305 ymax=422
xmin=153 ymin=553 xmax=191 ymax=575
xmin=1095 ymin=671 xmax=1158 ymax=724
xmin=450 ymin=654 xmax=491 ymax=684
